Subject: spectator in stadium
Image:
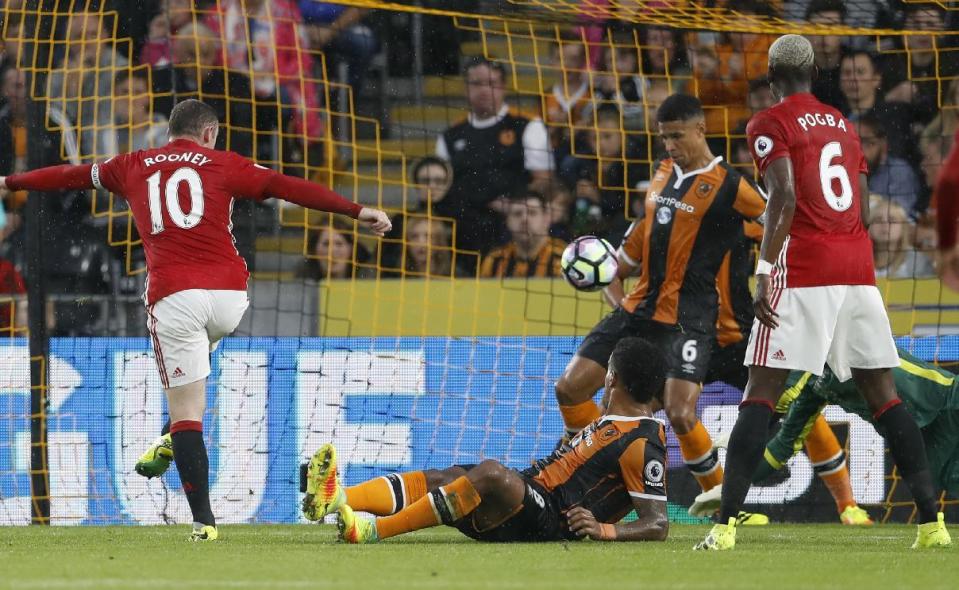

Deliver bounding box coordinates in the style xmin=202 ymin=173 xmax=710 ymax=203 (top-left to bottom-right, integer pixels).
xmin=296 ymin=217 xmax=374 ymax=281
xmin=435 ymin=57 xmax=552 ymax=259
xmin=150 ymin=22 xmax=262 ymax=157
xmin=0 ymin=66 xmax=28 ymax=212
xmin=381 ymin=156 xmax=454 ymax=271
xmin=880 ymin=3 xmax=959 ymax=126
xmin=99 ymin=70 xmax=168 ymax=157
xmin=206 ymin=0 xmax=324 ymax=153
xmin=729 ymin=137 xmax=755 ymax=178
xmin=639 ymin=25 xmax=689 ymax=83
xmin=480 ymin=191 xmax=567 ymax=279
xmin=917 ymin=78 xmax=959 ymax=164
xmin=804 ymin=0 xmax=849 ymax=112
xmin=914 ymin=119 xmax=956 ymax=255
xmin=839 ymin=50 xmax=916 ymax=164
xmin=562 ymin=104 xmax=645 ymax=242
xmin=299 ymin=2 xmax=378 ymax=100
xmin=384 ymin=217 xmax=466 ymax=279
xmin=47 ymin=11 xmax=129 ymax=158
xmin=857 ymin=113 xmax=921 ymax=213
xmin=544 ymin=32 xmax=592 ymax=161
xmin=139 ymin=0 xmax=195 ymax=67
xmin=587 ymin=37 xmax=645 ymax=129
xmin=869 ymin=194 xmax=935 ymax=279
xmin=692 ymin=0 xmax=776 ymax=133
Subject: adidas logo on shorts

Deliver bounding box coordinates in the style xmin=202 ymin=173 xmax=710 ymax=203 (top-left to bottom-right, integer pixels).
xmin=771 ymin=350 xmax=786 ymax=361
xmin=171 ymin=367 xmax=185 ymax=378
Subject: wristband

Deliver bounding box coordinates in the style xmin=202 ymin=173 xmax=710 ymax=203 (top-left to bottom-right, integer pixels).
xmin=755 ymin=259 xmax=773 ymax=276
xmin=599 ymin=522 xmax=617 ymax=540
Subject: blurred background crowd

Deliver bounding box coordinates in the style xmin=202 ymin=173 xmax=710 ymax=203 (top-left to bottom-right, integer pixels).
xmin=0 ymin=0 xmax=956 ymax=336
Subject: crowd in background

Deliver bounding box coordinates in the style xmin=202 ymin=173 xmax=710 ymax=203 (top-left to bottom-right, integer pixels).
xmin=0 ymin=0 xmax=957 ymax=334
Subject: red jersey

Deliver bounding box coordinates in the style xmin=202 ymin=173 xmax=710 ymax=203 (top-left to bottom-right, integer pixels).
xmin=92 ymin=139 xmax=280 ymax=304
xmin=747 ymin=93 xmax=874 ymax=287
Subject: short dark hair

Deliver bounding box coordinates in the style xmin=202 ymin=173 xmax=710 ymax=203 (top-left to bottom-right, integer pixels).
xmin=508 ymin=188 xmax=548 ymax=208
xmin=609 ymin=337 xmax=666 ymax=405
xmin=595 ymin=102 xmax=622 ymax=123
xmin=168 ymin=99 xmax=219 ymax=138
xmin=805 ymin=0 xmax=846 ymax=21
xmin=841 ymin=49 xmax=878 ymax=74
xmin=857 ymin=112 xmax=886 ymax=139
xmin=411 ymin=156 xmax=451 ymax=183
xmin=462 ymin=56 xmax=508 ymax=83
xmin=727 ymin=0 xmax=777 ymax=17
xmin=655 ymin=94 xmax=704 ymax=123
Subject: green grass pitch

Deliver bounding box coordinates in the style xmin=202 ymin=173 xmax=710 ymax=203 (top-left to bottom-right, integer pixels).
xmin=0 ymin=524 xmax=956 ymax=590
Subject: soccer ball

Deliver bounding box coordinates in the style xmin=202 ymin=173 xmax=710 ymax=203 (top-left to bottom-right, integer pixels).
xmin=561 ymin=236 xmax=618 ymax=292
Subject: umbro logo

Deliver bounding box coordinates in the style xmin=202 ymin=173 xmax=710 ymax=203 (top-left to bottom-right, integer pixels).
xmin=171 ymin=367 xmax=185 ymax=378
xmin=771 ymin=350 xmax=786 ymax=361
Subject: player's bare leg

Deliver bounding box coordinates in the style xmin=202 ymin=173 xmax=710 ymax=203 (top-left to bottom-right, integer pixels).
xmin=852 ymin=368 xmax=949 ymax=546
xmin=340 ymin=460 xmax=518 ymax=543
xmin=165 ymin=378 xmax=217 ymax=541
xmin=665 ymin=378 xmax=723 ymax=492
xmin=555 ymin=355 xmax=606 ymax=438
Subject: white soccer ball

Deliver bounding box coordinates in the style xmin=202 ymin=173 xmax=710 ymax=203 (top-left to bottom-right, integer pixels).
xmin=561 ymin=236 xmax=619 ymax=292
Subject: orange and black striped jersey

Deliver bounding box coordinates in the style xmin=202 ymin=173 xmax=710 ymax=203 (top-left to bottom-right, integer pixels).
xmin=480 ymin=238 xmax=567 ymax=278
xmin=522 ymin=416 xmax=667 ymax=523
xmin=618 ymin=157 xmax=765 ymax=333
xmin=716 ymin=221 xmax=764 ymax=347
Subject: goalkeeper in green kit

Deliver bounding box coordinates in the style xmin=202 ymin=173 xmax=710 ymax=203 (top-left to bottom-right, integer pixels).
xmin=694 ymin=347 xmax=959 ymax=513
xmin=757 ymin=348 xmax=959 ymax=494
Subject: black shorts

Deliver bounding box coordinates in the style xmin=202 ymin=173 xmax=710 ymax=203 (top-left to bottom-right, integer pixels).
xmin=705 ymin=338 xmax=749 ymax=390
xmin=453 ymin=475 xmax=571 ymax=543
xmin=576 ymin=308 xmax=713 ymax=382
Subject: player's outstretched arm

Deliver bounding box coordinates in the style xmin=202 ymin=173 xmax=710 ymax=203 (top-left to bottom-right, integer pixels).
xmin=754 ymin=157 xmax=797 ymax=329
xmin=0 ymin=164 xmax=98 ymax=193
xmin=567 ymin=499 xmax=668 ymax=542
xmin=259 ymin=173 xmax=392 ymax=236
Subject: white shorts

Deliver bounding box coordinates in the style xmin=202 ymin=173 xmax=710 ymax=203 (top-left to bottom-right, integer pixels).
xmin=743 ymin=285 xmax=899 ymax=382
xmin=146 ymin=289 xmax=249 ymax=389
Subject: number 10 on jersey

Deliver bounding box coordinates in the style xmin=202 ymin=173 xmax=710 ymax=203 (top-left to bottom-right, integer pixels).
xmin=147 ymin=168 xmax=205 ymax=234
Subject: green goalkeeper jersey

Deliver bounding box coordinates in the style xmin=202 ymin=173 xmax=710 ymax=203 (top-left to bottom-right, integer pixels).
xmin=761 ymin=349 xmax=959 ymax=492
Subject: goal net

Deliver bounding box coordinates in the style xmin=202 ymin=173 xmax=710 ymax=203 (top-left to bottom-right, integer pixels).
xmin=1 ymin=0 xmax=957 ymax=526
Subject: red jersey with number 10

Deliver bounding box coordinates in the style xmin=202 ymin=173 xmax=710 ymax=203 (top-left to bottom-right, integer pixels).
xmin=746 ymin=93 xmax=874 ymax=287
xmin=93 ymin=138 xmax=278 ymax=304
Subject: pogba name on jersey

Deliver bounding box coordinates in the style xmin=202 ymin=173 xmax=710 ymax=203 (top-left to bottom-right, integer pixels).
xmin=795 ymin=111 xmax=847 ymax=133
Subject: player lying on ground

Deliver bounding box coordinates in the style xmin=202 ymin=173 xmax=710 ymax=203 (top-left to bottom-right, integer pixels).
xmin=0 ymin=99 xmax=391 ymax=541
xmin=692 ymin=347 xmax=959 ymax=517
xmin=697 ymin=34 xmax=950 ymax=551
xmin=303 ymin=337 xmax=669 ymax=543
xmin=553 ymin=94 xmax=767 ymax=504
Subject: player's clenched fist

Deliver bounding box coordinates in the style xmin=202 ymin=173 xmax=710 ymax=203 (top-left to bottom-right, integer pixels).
xmin=358 ymin=207 xmax=392 ymax=236
xmin=566 ymin=506 xmax=616 ymax=540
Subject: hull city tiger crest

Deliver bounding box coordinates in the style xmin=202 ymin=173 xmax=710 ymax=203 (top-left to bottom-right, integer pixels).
xmin=499 ymin=128 xmax=516 ymax=146
xmin=697 ymin=182 xmax=713 ymax=197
